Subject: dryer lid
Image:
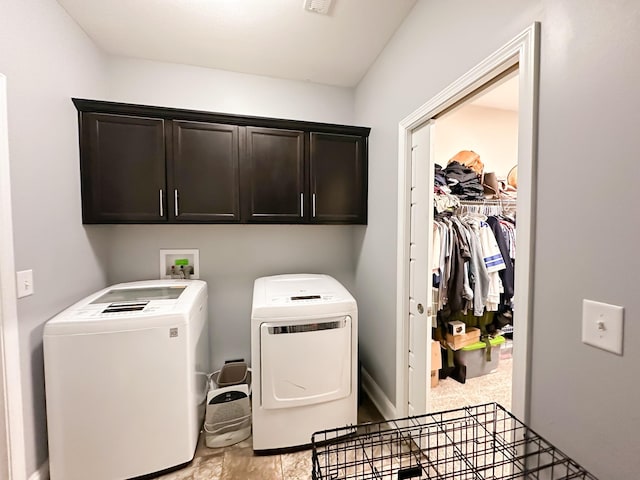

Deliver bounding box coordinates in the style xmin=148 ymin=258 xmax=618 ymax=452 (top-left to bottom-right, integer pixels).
xmin=252 ymin=274 xmax=356 ymax=318
xmin=264 ymin=274 xmax=346 ymax=303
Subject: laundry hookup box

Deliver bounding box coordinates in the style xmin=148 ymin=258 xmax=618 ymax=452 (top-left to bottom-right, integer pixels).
xmin=453 ymin=335 xmax=505 ymax=379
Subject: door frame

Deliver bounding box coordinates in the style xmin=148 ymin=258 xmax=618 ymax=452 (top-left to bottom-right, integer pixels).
xmin=405 ymin=121 xmax=434 ymax=417
xmin=395 ymin=23 xmax=540 ymax=421
xmin=0 ymin=73 xmax=27 ymax=479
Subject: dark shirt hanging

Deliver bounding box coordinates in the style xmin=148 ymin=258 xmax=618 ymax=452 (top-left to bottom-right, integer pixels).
xmin=486 ymin=216 xmax=514 ymax=302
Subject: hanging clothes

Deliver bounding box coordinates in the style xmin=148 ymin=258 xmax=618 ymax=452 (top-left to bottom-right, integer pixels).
xmin=477 ymin=218 xmax=506 ymax=312
xmin=486 ymin=216 xmax=514 ymax=304
xmin=499 ymin=218 xmax=516 ymax=262
xmin=432 ymin=209 xmax=515 ymax=327
xmin=431 ymin=160 xmax=517 ymax=382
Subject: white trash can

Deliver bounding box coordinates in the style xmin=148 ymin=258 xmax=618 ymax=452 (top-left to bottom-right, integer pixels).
xmin=204 ymin=362 xmax=252 ymax=448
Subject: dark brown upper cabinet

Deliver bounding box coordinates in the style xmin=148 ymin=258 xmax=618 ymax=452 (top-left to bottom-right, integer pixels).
xmin=73 ymin=99 xmax=369 ymax=225
xmin=242 ymin=127 xmax=305 ymax=223
xmin=170 ymin=121 xmax=240 ymax=222
xmin=310 ymin=132 xmax=367 ymax=224
xmin=80 ymin=112 xmax=167 ymax=223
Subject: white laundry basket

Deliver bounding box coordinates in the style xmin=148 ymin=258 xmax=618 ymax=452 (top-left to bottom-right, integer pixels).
xmin=204 ymin=362 xmax=252 ymax=448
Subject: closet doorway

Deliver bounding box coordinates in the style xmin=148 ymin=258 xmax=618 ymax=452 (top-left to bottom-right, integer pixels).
xmin=429 ymin=73 xmax=519 ymax=413
xmin=395 ymin=23 xmax=539 ymax=421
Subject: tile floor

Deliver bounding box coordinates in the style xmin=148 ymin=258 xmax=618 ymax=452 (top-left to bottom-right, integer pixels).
xmin=151 ymin=352 xmax=512 ymax=480
xmin=151 ymin=394 xmax=384 ymax=480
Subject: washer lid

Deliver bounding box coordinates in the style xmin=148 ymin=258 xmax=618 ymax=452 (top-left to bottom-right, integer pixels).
xmin=91 ymin=285 xmax=187 ymax=304
xmin=43 ymin=279 xmax=206 ymax=335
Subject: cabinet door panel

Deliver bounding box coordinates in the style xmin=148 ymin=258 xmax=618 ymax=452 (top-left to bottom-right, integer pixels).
xmin=81 ymin=113 xmax=166 ymax=223
xmin=310 ymin=133 xmax=367 ymax=224
xmin=242 ymin=127 xmax=305 ymax=222
xmin=171 ymin=121 xmax=240 ymax=222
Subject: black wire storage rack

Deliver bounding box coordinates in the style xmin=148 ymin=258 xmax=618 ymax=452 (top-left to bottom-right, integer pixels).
xmin=312 ymin=403 xmax=597 ymax=480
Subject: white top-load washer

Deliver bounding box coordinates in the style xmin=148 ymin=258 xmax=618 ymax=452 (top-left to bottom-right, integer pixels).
xmin=251 ymin=274 xmax=357 ymax=451
xmin=43 ymin=280 xmax=209 ymax=480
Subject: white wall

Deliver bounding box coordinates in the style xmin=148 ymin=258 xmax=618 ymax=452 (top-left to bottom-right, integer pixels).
xmin=529 ymin=1 xmax=640 ymax=477
xmin=4 ymin=1 xmax=637 ymax=477
xmin=105 ymin=57 xmax=355 ymax=123
xmin=354 ymin=0 xmax=640 ymax=477
xmin=0 ymin=20 xmax=358 ymax=475
xmin=434 ymin=105 xmax=518 ymax=178
xmin=106 ymin=225 xmax=356 ymax=369
xmin=353 ymin=0 xmax=541 ymax=411
xmin=101 ymin=58 xmax=359 ymax=371
xmin=0 ymin=0 xmax=109 ymax=476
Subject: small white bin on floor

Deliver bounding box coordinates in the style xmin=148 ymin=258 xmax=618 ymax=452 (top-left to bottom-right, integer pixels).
xmin=204 ymin=363 xmax=252 ymax=448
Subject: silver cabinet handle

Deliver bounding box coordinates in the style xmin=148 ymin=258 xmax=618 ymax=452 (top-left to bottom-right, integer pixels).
xmin=312 ymin=193 xmax=316 ymax=218
xmin=300 ymin=193 xmax=304 ymax=217
xmin=159 ymin=189 xmax=164 ymax=217
xmin=174 ymin=189 xmax=179 ymax=216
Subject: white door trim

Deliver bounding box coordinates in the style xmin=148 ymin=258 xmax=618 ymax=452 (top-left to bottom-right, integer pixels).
xmin=406 ymin=121 xmax=434 ymax=416
xmin=395 ymin=23 xmax=540 ymax=421
xmin=0 ymin=73 xmax=28 ymax=479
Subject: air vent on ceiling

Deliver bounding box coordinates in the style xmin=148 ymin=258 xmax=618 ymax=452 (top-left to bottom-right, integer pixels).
xmin=303 ymin=0 xmax=333 ymax=15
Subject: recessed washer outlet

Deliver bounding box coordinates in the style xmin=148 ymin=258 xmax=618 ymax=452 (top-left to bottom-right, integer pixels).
xmin=160 ymin=249 xmax=200 ymax=280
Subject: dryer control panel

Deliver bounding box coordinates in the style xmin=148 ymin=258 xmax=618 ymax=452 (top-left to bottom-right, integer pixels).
xmin=269 ymin=294 xmax=337 ymax=304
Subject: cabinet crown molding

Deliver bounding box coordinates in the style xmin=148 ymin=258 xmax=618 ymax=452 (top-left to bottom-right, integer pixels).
xmin=72 ymin=98 xmax=371 ymax=137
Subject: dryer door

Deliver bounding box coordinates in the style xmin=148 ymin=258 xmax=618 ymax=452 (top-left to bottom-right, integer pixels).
xmin=260 ymin=315 xmax=351 ymax=409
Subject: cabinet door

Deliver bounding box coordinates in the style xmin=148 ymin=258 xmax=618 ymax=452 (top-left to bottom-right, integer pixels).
xmin=242 ymin=127 xmax=305 ymax=223
xmin=170 ymin=121 xmax=240 ymax=222
xmin=80 ymin=113 xmax=166 ymax=223
xmin=310 ymin=133 xmax=367 ymax=224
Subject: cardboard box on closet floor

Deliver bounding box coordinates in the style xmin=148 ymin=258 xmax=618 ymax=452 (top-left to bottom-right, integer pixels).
xmin=446 ymin=327 xmax=481 ymax=350
xmin=430 ymin=340 xmax=442 ymax=387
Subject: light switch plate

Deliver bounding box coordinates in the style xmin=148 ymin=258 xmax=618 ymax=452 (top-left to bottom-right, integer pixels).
xmin=16 ymin=269 xmax=34 ymax=298
xmin=582 ymin=299 xmax=624 ymax=355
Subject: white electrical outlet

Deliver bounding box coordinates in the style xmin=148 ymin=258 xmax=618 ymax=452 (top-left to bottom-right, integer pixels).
xmin=582 ymin=299 xmax=624 ymax=355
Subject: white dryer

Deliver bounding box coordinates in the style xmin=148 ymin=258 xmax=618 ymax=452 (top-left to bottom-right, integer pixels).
xmin=251 ymin=274 xmax=357 ymax=452
xmin=43 ymin=280 xmax=210 ymax=480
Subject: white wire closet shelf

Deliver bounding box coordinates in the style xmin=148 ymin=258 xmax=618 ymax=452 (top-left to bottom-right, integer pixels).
xmin=457 ymin=199 xmax=517 ymax=217
xmin=311 ymin=402 xmax=597 ymax=480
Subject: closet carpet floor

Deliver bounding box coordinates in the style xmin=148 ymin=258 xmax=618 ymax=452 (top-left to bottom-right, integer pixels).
xmin=150 ymin=394 xmax=384 ymax=480
xmin=430 ymin=356 xmax=513 ymax=413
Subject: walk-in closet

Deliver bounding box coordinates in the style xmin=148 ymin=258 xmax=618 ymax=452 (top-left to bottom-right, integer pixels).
xmin=429 ymin=72 xmax=519 ymax=412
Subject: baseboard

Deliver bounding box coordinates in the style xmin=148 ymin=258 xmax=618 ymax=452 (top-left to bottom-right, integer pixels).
xmin=28 ymin=461 xmax=48 ymax=480
xmin=360 ymin=367 xmax=397 ymax=420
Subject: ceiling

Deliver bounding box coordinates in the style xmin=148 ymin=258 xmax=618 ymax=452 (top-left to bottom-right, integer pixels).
xmin=471 ymin=75 xmax=519 ymax=112
xmin=56 ymin=0 xmax=418 ymax=88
